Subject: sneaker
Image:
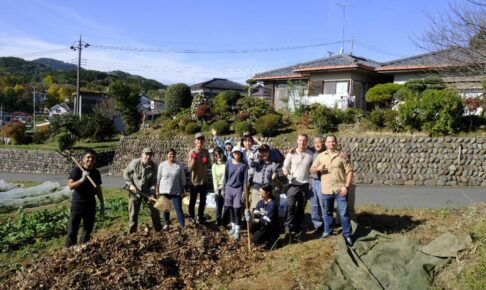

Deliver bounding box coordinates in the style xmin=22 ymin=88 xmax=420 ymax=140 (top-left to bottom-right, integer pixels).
xmin=320 ymin=232 xmax=332 ymax=240
xmin=188 ymin=217 xmax=195 ymax=225
xmin=228 ymin=228 xmax=235 ymax=235
xmin=308 ymin=226 xmax=323 ymax=235
xmin=197 ymin=218 xmax=207 ymax=225
xmin=344 ymin=236 xmax=353 ymax=246
xmin=232 ymin=232 xmax=240 ymax=240
xmin=163 ymin=225 xmax=169 ymax=230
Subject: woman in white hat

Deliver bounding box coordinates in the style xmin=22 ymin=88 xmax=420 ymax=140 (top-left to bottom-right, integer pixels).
xmin=223 ymin=146 xmax=248 ymax=240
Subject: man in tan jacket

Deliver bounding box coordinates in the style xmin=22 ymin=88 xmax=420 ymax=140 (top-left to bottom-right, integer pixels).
xmin=187 ymin=132 xmax=211 ymax=225
xmin=310 ymin=135 xmax=354 ymax=246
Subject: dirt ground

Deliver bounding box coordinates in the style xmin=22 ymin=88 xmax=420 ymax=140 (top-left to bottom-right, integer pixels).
xmin=3 ymin=204 xmax=484 ymax=289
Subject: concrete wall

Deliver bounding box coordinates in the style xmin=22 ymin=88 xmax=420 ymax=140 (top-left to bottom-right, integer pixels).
xmin=110 ymin=135 xmax=486 ymax=187
xmin=0 ymin=149 xmax=115 ymax=174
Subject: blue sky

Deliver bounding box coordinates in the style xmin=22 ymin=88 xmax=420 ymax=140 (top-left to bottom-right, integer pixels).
xmin=0 ymin=0 xmax=463 ymax=85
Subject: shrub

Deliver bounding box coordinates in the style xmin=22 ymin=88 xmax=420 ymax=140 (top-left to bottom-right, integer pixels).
xmin=1 ymin=121 xmax=28 ymax=144
xmin=255 ymin=113 xmax=282 ymax=137
xmin=32 ymin=128 xmax=51 ymax=144
xmin=184 ymin=122 xmax=201 ymax=135
xmin=309 ymin=104 xmax=341 ymax=133
xmin=49 ymin=114 xmax=81 ymax=137
xmin=165 ymin=83 xmax=192 ymax=116
xmin=175 ymin=109 xmax=192 ymax=132
xmin=340 ymin=108 xmax=363 ymax=124
xmin=383 ymin=109 xmax=400 ymax=131
xmin=397 ymin=89 xmax=464 ymax=135
xmin=191 ymin=93 xmax=213 ymax=121
xmin=80 ymin=114 xmax=116 ymax=141
xmin=236 ymin=111 xmax=250 ymax=121
xmin=213 ymin=90 xmax=241 ymax=115
xmin=238 ymin=96 xmax=273 ymax=121
xmin=367 ymin=109 xmax=386 ymax=129
xmin=234 ymin=121 xmax=253 ymax=136
xmin=211 ymin=120 xmax=230 ymax=135
xmin=56 ymin=132 xmax=76 ymax=151
xmin=418 ymin=89 xmax=464 ymax=135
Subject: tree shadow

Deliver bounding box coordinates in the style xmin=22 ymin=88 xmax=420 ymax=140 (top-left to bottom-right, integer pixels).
xmin=352 ymin=211 xmax=424 ymax=240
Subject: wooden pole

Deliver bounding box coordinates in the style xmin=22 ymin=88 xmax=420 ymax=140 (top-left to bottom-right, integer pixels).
xmin=245 ymin=184 xmax=251 ymax=252
xmin=70 ymin=155 xmax=97 ymax=188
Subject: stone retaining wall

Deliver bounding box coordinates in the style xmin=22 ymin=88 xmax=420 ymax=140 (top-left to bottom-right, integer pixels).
xmin=110 ymin=135 xmax=486 ymax=187
xmin=0 ymin=149 xmax=115 ymax=174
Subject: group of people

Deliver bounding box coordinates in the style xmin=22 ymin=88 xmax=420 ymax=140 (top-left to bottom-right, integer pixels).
xmin=65 ymin=131 xmax=355 ymax=249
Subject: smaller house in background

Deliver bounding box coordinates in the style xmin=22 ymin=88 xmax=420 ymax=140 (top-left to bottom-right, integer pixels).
xmin=2 ymin=111 xmax=33 ymax=124
xmin=49 ymin=103 xmax=71 ymax=117
xmin=71 ymin=91 xmax=108 ymax=115
xmin=114 ymin=95 xmax=166 ymax=132
xmin=137 ymin=95 xmax=165 ymax=122
xmin=190 ymin=78 xmax=247 ymax=97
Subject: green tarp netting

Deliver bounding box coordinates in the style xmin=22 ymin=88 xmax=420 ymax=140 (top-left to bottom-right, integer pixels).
xmin=322 ymin=227 xmax=472 ymax=290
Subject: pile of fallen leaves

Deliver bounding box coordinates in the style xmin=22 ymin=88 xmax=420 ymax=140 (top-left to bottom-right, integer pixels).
xmin=6 ymin=227 xmax=261 ymax=289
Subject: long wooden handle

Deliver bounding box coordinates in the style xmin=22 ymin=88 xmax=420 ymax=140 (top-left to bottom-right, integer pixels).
xmin=245 ymin=184 xmax=251 ymax=252
xmin=70 ymin=156 xmax=97 ymax=188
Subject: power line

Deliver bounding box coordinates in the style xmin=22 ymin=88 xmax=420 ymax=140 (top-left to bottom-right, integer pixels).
xmin=353 ymin=40 xmax=407 ymax=58
xmin=9 ymin=48 xmax=72 ymax=58
xmin=89 ymin=40 xmax=351 ymax=54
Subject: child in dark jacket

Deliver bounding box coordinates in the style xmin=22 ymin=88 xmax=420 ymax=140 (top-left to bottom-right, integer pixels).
xmin=251 ymin=184 xmax=279 ymax=247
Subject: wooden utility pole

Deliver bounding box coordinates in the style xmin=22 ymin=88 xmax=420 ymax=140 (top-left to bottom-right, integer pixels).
xmin=70 ymin=35 xmax=90 ymax=119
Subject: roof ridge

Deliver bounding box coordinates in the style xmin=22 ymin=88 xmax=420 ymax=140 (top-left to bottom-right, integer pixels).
xmin=380 ymin=48 xmax=458 ymax=66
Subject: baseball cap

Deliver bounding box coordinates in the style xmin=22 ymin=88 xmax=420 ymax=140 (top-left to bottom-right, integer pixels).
xmin=142 ymin=147 xmax=153 ymax=154
xmin=194 ymin=132 xmax=205 ymax=139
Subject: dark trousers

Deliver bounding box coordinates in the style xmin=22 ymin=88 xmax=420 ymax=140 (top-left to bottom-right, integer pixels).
xmin=65 ymin=200 xmax=96 ymax=247
xmin=189 ymin=184 xmax=208 ymax=221
xmin=215 ymin=190 xmax=229 ymax=226
xmin=128 ymin=194 xmax=162 ymax=233
xmin=284 ymin=184 xmax=309 ymax=233
xmin=162 ymin=194 xmax=185 ymax=227
xmin=251 ymin=222 xmax=279 ymax=246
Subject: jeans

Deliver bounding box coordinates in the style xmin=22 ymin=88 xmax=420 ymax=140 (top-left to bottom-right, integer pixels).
xmin=189 ymin=184 xmax=207 ymax=221
xmin=65 ymin=200 xmax=96 ymax=247
xmin=310 ymin=179 xmax=324 ymax=230
xmin=162 ymin=194 xmax=185 ymax=227
xmin=319 ymin=192 xmax=352 ymax=237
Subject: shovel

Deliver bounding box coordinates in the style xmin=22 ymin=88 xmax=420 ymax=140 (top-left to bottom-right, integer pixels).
xmin=124 ymin=186 xmax=172 ymax=212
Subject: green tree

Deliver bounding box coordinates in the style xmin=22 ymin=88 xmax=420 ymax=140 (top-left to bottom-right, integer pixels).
xmin=80 ymin=99 xmax=116 ymax=141
xmin=238 ymin=96 xmax=273 ymax=122
xmin=365 ymin=83 xmax=402 ymax=108
xmin=309 ymin=104 xmax=342 ymax=133
xmin=213 ymin=90 xmax=241 ymax=115
xmin=164 ymin=83 xmax=192 ymax=116
xmin=49 ymin=114 xmax=82 ymax=137
xmin=109 ymin=80 xmax=141 ymax=134
xmin=0 ymin=86 xmax=19 ymax=111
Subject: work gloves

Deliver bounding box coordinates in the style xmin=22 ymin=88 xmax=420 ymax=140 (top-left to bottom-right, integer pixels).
xmin=79 ymin=171 xmax=89 ymax=183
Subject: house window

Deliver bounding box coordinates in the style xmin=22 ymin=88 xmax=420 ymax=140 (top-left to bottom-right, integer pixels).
xmin=323 ymin=81 xmax=349 ymax=95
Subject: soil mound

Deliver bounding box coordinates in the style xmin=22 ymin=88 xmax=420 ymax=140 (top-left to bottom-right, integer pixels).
xmin=7 ymin=227 xmax=260 ymax=289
